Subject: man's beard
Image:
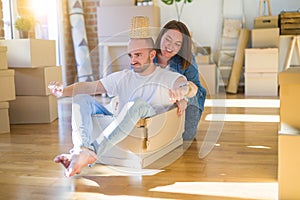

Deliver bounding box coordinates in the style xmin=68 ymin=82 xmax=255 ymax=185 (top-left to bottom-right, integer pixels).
xmin=132 ymin=57 xmax=151 ymax=73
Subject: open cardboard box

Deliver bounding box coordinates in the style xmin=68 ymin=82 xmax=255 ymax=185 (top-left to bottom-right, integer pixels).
xmin=92 ymin=105 xmax=184 ymax=169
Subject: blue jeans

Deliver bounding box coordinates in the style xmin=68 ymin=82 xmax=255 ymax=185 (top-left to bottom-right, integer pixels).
xmin=71 ymin=94 xmax=156 ymax=157
xmin=182 ymin=104 xmax=202 ymax=141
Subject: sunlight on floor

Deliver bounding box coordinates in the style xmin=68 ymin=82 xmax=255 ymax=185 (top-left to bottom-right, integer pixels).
xmin=150 ymin=181 xmax=278 ymax=200
xmin=205 ymin=99 xmax=280 ymax=108
xmin=247 ymin=145 xmax=271 ymax=149
xmin=205 ymin=114 xmax=280 ymax=123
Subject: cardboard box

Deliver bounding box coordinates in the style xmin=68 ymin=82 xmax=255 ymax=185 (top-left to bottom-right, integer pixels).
xmin=92 ymin=107 xmax=184 ymax=168
xmin=254 ymin=16 xmax=278 ymax=29
xmin=13 ymin=66 xmax=62 ymax=96
xmin=0 ymin=46 xmax=8 ymax=70
xmin=0 ymin=102 xmax=10 ymax=134
xmin=244 ymin=72 xmax=278 ymax=96
xmin=0 ymin=39 xmax=56 ymax=68
xmin=9 ymin=95 xmax=58 ymax=124
xmin=198 ymin=64 xmax=217 ymax=95
xmin=0 ymin=69 xmax=16 ymax=102
xmin=251 ymin=28 xmax=279 ymax=48
xmin=279 ymin=67 xmax=300 ymax=130
xmin=278 ymin=133 xmax=300 ymax=200
xmin=195 ymin=55 xmax=210 ymax=64
xmin=245 ymin=48 xmax=278 ymax=72
xmin=97 ymin=6 xmax=160 ymax=40
xmin=101 ymin=0 xmax=134 ymax=6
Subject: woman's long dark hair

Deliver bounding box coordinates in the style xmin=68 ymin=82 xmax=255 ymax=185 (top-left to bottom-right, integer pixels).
xmin=154 ymin=20 xmax=193 ymax=70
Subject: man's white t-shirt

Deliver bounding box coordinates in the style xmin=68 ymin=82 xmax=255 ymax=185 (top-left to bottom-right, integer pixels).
xmin=100 ymin=67 xmax=183 ymax=114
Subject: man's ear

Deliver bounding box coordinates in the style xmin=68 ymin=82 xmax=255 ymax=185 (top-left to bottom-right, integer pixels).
xmin=149 ymin=49 xmax=156 ymax=60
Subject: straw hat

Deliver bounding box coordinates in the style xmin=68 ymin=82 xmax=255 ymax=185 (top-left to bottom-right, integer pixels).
xmin=129 ymin=16 xmax=151 ymax=38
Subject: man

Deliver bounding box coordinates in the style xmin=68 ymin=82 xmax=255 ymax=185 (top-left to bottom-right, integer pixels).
xmin=49 ymin=18 xmax=196 ymax=177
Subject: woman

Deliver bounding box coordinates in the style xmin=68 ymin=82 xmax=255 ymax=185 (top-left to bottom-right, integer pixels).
xmin=154 ymin=20 xmax=206 ymax=141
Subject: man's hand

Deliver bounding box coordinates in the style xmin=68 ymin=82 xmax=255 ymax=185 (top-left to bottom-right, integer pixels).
xmin=169 ymin=88 xmax=186 ymax=103
xmin=48 ymin=81 xmax=64 ymax=97
xmin=175 ymin=99 xmax=188 ymax=116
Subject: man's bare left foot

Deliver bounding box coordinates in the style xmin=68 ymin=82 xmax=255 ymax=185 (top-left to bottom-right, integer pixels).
xmin=53 ymin=154 xmax=72 ymax=169
xmin=65 ymin=147 xmax=97 ymax=177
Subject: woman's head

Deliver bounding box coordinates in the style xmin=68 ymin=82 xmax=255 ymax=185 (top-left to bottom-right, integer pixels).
xmin=155 ymin=20 xmax=192 ymax=69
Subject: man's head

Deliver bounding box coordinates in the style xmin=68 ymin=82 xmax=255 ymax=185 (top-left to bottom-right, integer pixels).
xmin=127 ymin=38 xmax=156 ymax=75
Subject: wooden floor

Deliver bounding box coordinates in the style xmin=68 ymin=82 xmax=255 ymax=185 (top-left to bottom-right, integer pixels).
xmin=0 ymin=93 xmax=279 ymax=200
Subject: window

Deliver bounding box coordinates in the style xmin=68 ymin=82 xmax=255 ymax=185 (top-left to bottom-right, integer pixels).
xmin=2 ymin=0 xmax=62 ymax=66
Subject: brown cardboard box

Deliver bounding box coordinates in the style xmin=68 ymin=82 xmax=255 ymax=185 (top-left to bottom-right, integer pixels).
xmin=0 ymin=39 xmax=56 ymax=68
xmin=195 ymin=55 xmax=210 ymax=64
xmin=13 ymin=66 xmax=62 ymax=96
xmin=244 ymin=72 xmax=278 ymax=96
xmin=245 ymin=48 xmax=279 ymax=72
xmin=279 ymin=67 xmax=300 ymax=130
xmin=198 ymin=64 xmax=217 ymax=95
xmin=0 ymin=69 xmax=16 ymax=102
xmin=97 ymin=6 xmax=160 ymax=39
xmin=0 ymin=102 xmax=10 ymax=134
xmin=251 ymin=28 xmax=279 ymax=48
xmin=278 ymin=133 xmax=300 ymax=200
xmin=92 ymin=107 xmax=184 ymax=168
xmin=9 ymin=95 xmax=58 ymax=124
xmin=254 ymin=16 xmax=278 ymax=29
xmin=0 ymin=46 xmax=8 ymax=70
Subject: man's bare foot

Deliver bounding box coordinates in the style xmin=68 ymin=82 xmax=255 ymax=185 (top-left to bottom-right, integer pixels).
xmin=54 ymin=147 xmax=97 ymax=177
xmin=54 ymin=154 xmax=72 ymax=169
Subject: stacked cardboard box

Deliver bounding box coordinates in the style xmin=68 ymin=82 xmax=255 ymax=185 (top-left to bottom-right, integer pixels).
xmin=0 ymin=39 xmax=62 ymax=124
xmin=278 ymin=67 xmax=300 ymax=199
xmin=0 ymin=46 xmax=16 ymax=134
xmin=244 ymin=27 xmax=279 ymax=96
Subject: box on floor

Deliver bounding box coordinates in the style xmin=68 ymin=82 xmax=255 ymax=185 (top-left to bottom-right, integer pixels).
xmin=0 ymin=102 xmax=10 ymax=134
xmin=278 ymin=132 xmax=300 ymax=200
xmin=9 ymin=95 xmax=58 ymax=124
xmin=279 ymin=67 xmax=300 ymax=130
xmin=244 ymin=72 xmax=278 ymax=96
xmin=0 ymin=69 xmax=16 ymax=102
xmin=13 ymin=66 xmax=62 ymax=96
xmin=0 ymin=46 xmax=8 ymax=70
xmin=92 ymin=107 xmax=185 ymax=168
xmin=198 ymin=64 xmax=217 ymax=95
xmin=278 ymin=68 xmax=300 ymax=200
xmin=0 ymin=39 xmax=56 ymax=68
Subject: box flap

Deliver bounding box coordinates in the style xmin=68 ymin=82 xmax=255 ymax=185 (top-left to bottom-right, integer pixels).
xmin=279 ymin=67 xmax=300 ymax=85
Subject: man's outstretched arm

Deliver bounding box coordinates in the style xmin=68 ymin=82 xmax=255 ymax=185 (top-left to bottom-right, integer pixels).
xmin=48 ymin=80 xmax=107 ymax=97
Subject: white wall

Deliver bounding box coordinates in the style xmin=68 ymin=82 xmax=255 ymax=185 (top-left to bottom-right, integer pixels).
xmin=158 ymin=0 xmax=300 ymax=56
